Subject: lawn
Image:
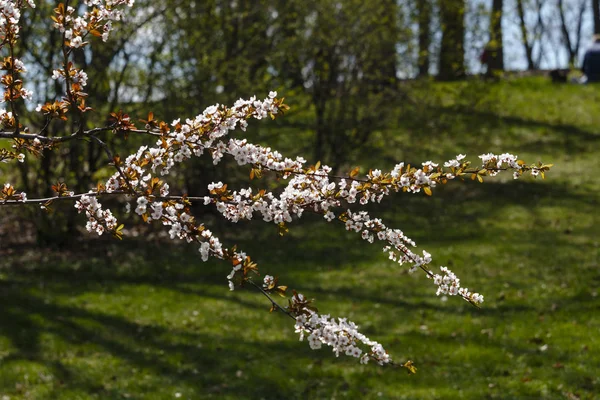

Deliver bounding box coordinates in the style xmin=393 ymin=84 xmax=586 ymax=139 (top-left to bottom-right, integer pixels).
xmin=0 ymin=77 xmax=599 ymax=399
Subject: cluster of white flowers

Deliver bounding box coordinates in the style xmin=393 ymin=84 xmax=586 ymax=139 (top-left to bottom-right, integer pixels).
xmin=225 ymin=251 xmax=245 ymax=290
xmin=51 ymin=66 xmax=89 ymax=89
xmin=431 ymin=266 xmax=484 ymax=305
xmin=125 ymin=193 xmax=231 ymax=288
xmin=460 ymin=288 xmax=484 ymax=304
xmin=295 ymin=309 xmax=391 ymax=365
xmin=211 ymin=172 xmax=338 ymax=224
xmin=479 ymin=152 xmax=522 ymax=177
xmin=205 ymin=149 xmax=540 ymax=239
xmin=5 ymin=84 xmax=31 ymax=101
xmin=443 ymin=154 xmax=466 ymax=168
xmin=74 ymin=194 xmax=118 ymax=235
xmin=0 ymin=152 xmax=23 ymax=163
xmin=342 ymin=209 xmax=421 ymax=262
xmin=72 ymin=70 xmax=88 ymax=86
xmin=0 ymin=0 xmax=34 ymax=42
xmin=0 ymin=109 xmax=14 ymax=126
xmin=263 ymin=274 xmax=274 ymax=288
xmin=0 ymin=45 xmax=33 ymax=101
xmin=198 ymin=229 xmax=224 ymax=262
xmin=130 ymin=195 xmax=202 ymax=243
xmin=12 ymin=58 xmax=25 ymax=73
xmin=226 ymin=138 xmax=306 ymax=173
xmin=107 ymin=93 xmax=280 ymax=185
xmin=53 ymin=0 xmax=134 ymax=46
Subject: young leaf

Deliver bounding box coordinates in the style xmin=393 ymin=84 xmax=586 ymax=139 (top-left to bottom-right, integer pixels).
xmin=403 ymin=360 xmax=417 ymax=374
xmin=278 ymin=222 xmax=289 ymax=237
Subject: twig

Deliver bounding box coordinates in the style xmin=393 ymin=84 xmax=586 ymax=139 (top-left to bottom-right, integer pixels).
xmin=0 ymin=191 xmax=211 ymax=206
xmin=8 ymin=29 xmax=19 ymax=135
xmin=246 ymin=279 xmax=297 ymax=321
xmin=88 ymin=134 xmax=136 ymax=194
xmin=0 ymin=126 xmax=158 ymax=143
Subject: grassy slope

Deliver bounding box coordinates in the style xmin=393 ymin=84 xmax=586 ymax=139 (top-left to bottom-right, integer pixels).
xmin=0 ymin=77 xmax=599 ymax=399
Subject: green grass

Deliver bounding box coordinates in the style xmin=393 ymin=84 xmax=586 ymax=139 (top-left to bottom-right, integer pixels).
xmin=1 ymin=77 xmax=600 ymax=399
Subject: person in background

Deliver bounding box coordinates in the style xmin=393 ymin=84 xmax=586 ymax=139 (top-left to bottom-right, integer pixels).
xmin=480 ymin=45 xmax=490 ymax=76
xmin=582 ymin=35 xmax=600 ymax=83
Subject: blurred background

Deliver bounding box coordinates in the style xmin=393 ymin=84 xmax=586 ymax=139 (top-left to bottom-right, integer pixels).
xmin=0 ymin=0 xmax=599 ymax=399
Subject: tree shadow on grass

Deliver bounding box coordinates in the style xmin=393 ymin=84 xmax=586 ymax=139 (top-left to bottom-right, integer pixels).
xmin=2 ymin=273 xmax=595 ymax=399
xmin=400 ymin=104 xmax=600 ymax=157
xmin=0 ymin=287 xmax=356 ymax=399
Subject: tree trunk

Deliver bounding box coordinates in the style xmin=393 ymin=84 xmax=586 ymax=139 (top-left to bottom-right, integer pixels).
xmin=557 ymin=0 xmax=586 ymax=66
xmin=557 ymin=0 xmax=575 ymax=66
xmin=487 ymin=0 xmax=504 ymax=72
xmin=314 ymin=102 xmax=326 ymax=163
xmin=418 ymin=0 xmax=431 ymax=77
xmin=517 ymin=0 xmax=535 ymax=70
xmin=366 ymin=0 xmax=398 ymax=88
xmin=438 ymin=0 xmax=465 ymax=80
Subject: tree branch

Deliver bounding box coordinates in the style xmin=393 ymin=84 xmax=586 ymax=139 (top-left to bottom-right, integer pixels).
xmin=88 ymin=134 xmax=136 ymax=194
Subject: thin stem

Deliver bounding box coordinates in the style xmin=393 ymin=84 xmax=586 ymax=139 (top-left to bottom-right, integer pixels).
xmin=61 ymin=0 xmax=76 ymax=110
xmin=246 ymin=279 xmax=297 ymax=321
xmin=88 ymin=134 xmax=136 ymax=194
xmin=39 ymin=117 xmax=52 ymax=137
xmin=8 ymin=27 xmax=19 ymax=135
xmin=262 ymin=163 xmax=512 ymax=184
xmin=0 ymin=126 xmax=132 ymax=143
xmin=0 ymin=190 xmax=212 ymax=206
xmin=1 ymin=190 xmax=124 ymax=205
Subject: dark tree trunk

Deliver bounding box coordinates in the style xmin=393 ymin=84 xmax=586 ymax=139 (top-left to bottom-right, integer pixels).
xmin=438 ymin=0 xmax=465 ymax=80
xmin=418 ymin=0 xmax=431 ymax=77
xmin=377 ymin=0 xmax=399 ymax=87
xmin=517 ymin=0 xmax=535 ymax=70
xmin=314 ymin=101 xmax=326 ymax=163
xmin=488 ymin=0 xmax=504 ymax=72
xmin=558 ymin=0 xmax=586 ymax=66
